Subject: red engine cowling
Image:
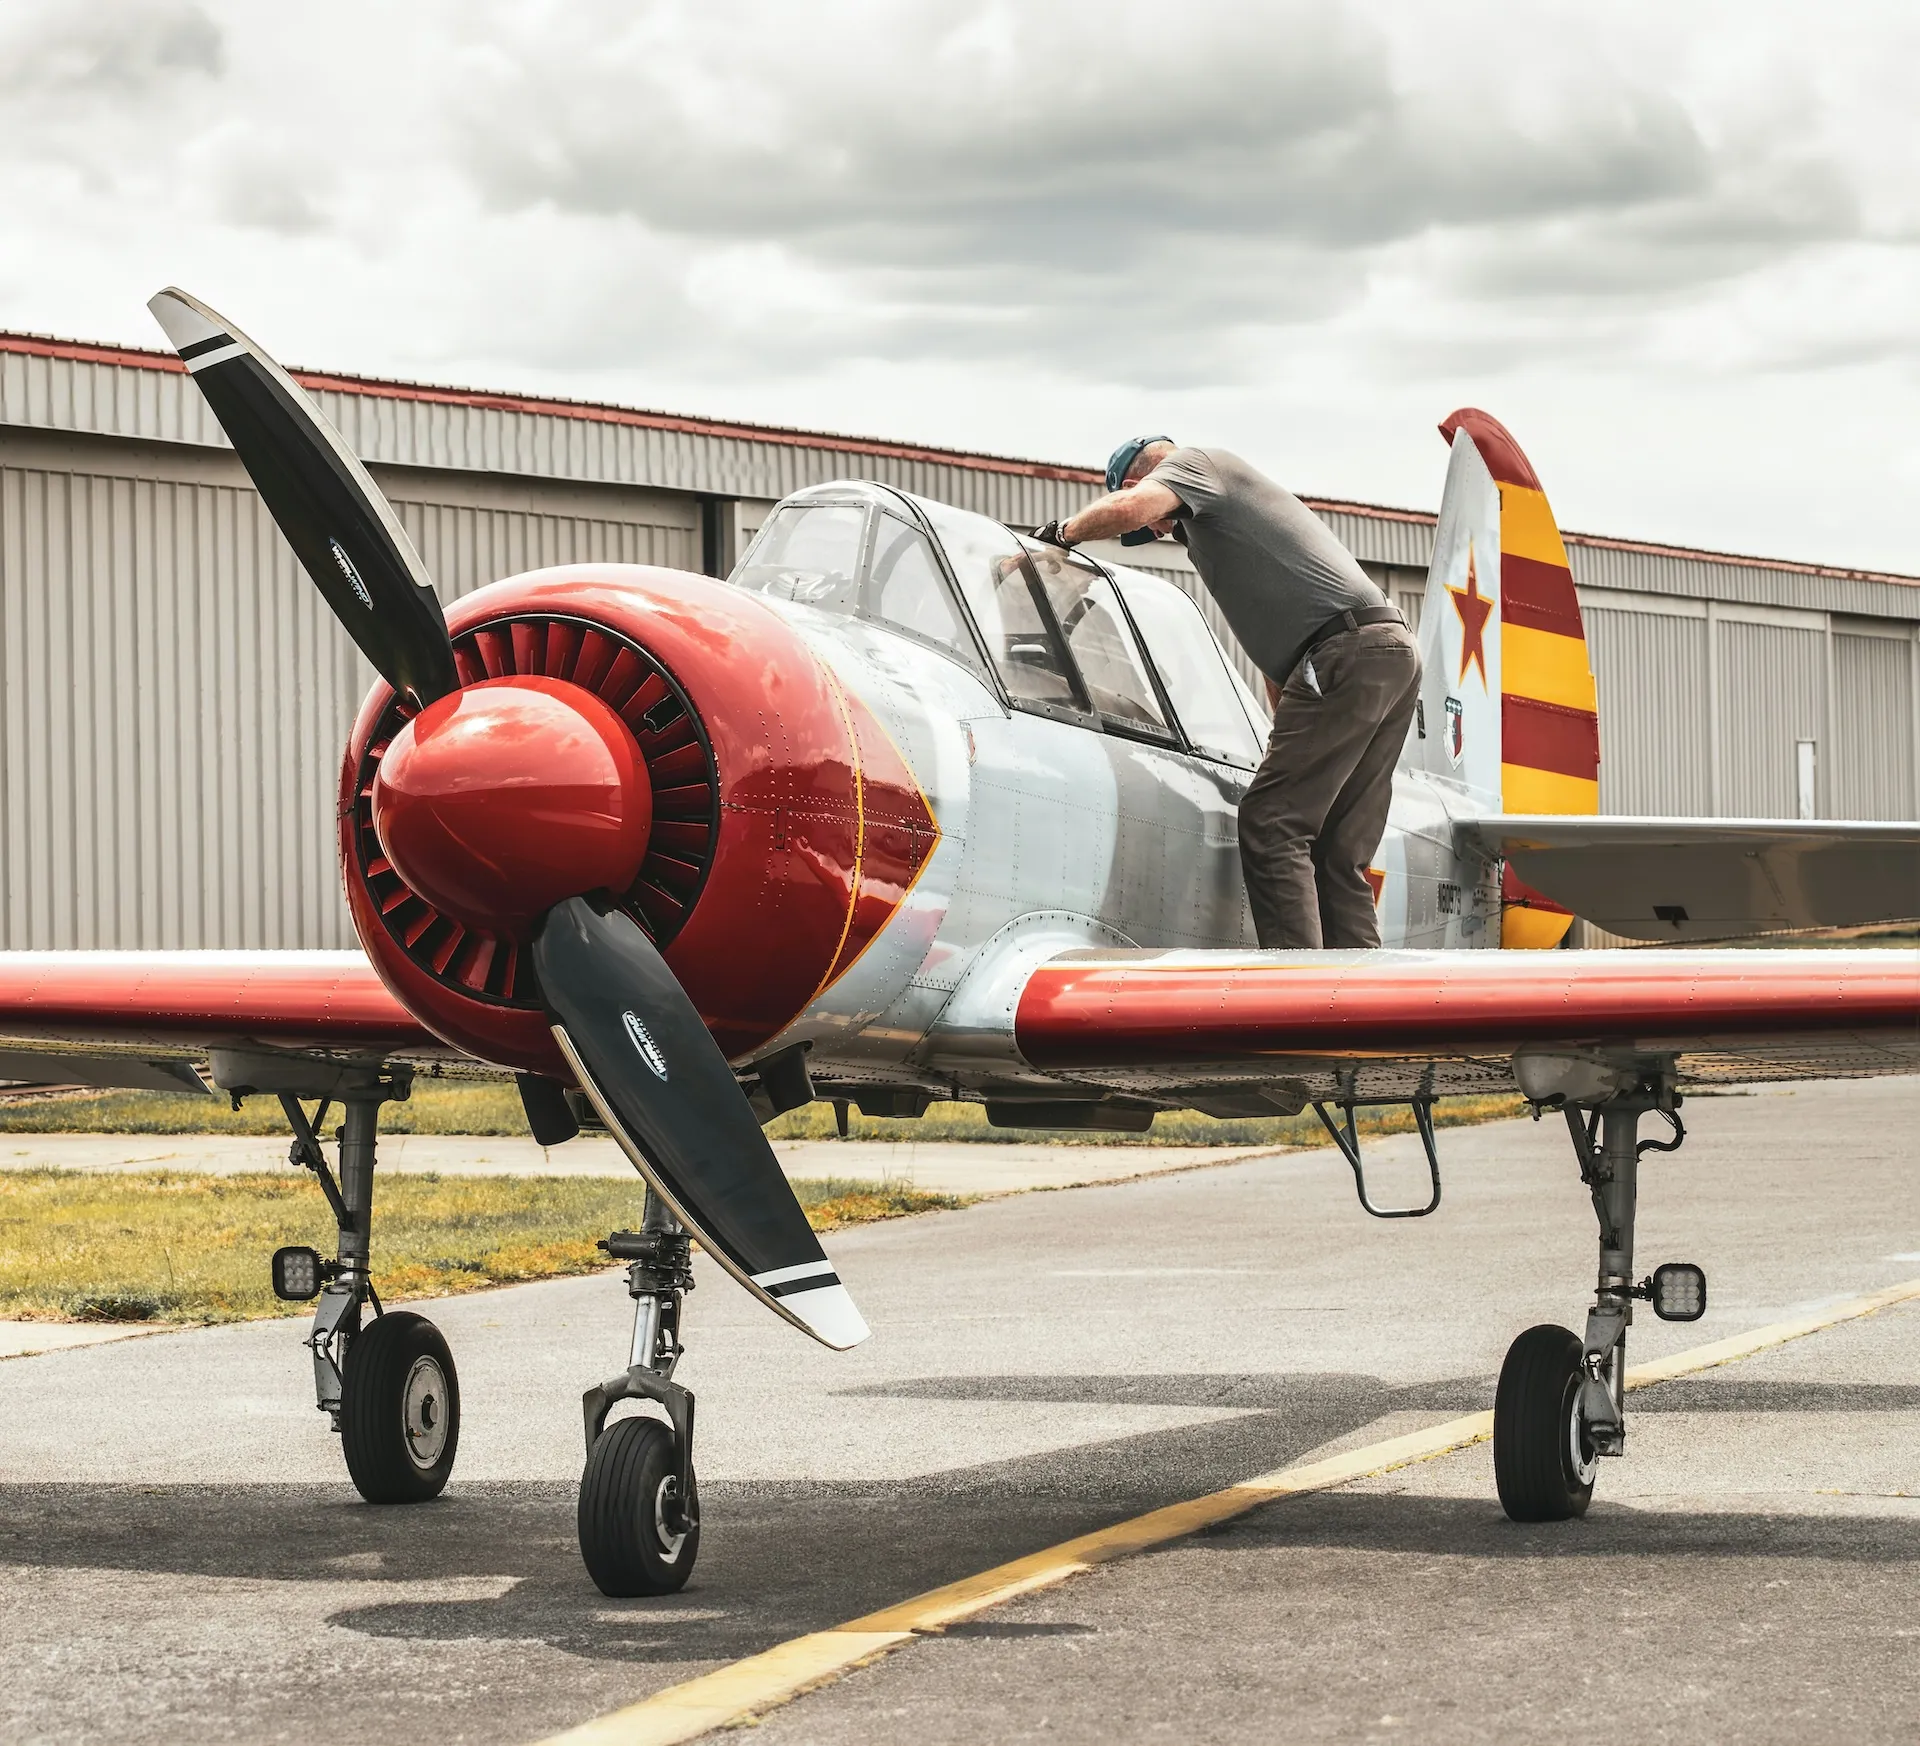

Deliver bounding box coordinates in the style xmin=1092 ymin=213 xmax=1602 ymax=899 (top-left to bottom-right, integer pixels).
xmin=338 ymin=565 xmax=939 ymax=1077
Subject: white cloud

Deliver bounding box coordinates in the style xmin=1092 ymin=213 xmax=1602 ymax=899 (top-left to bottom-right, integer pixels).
xmin=0 ymin=0 xmax=1916 ymax=570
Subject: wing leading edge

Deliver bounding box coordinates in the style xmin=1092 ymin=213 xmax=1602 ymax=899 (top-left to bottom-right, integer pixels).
xmin=0 ymin=952 xmax=438 ymax=1069
xmin=1015 ymin=947 xmax=1920 ymax=1104
xmin=1457 ymin=815 xmax=1920 ymax=942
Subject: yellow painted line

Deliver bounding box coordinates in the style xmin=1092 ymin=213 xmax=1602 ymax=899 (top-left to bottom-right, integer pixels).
xmin=535 ymin=1276 xmax=1920 ymax=1746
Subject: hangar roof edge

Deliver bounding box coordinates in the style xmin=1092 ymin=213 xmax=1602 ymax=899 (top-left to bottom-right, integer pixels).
xmin=1 ymin=329 xmax=1914 ymax=590
xmin=0 ymin=329 xmax=1102 ymax=484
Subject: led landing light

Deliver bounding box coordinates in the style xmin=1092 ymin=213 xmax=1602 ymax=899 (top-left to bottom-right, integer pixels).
xmin=1647 ymin=1262 xmax=1707 ymax=1323
xmin=271 ymin=1245 xmax=332 ymax=1302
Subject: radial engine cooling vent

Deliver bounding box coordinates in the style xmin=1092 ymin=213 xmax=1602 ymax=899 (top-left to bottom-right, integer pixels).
xmin=352 ymin=614 xmax=720 ymax=1008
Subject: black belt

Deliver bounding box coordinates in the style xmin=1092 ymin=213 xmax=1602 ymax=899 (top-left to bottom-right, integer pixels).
xmin=1298 ymin=604 xmax=1404 ymax=662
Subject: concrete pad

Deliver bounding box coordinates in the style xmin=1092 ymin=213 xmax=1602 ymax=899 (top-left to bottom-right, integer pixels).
xmin=0 ymin=1128 xmax=1294 ymax=1195
xmin=2 ymin=1077 xmax=1915 ymax=1745
xmin=0 ymin=1321 xmax=160 ymax=1360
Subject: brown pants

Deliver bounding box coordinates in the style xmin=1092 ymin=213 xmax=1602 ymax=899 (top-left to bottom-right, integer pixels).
xmin=1238 ymin=620 xmax=1422 ymax=949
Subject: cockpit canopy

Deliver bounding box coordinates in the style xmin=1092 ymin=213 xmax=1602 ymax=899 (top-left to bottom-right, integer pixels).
xmin=732 ymin=481 xmax=1266 ymax=767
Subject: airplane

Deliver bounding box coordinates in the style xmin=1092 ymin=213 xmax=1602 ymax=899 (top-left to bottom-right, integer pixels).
xmin=1 ymin=286 xmax=1915 ymax=1597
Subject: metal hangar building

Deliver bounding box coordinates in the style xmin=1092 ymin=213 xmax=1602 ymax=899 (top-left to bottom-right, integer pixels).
xmin=1 ymin=330 xmax=1915 ymax=952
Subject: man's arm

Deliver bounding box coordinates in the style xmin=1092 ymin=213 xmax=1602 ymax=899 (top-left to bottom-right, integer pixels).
xmin=1059 ymin=478 xmax=1184 ymax=544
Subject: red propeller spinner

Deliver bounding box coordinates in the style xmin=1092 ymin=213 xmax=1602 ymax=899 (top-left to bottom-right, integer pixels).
xmin=370 ymin=676 xmax=654 ymax=939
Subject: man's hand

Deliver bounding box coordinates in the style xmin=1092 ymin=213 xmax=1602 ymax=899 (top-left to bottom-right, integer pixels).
xmin=1031 ymin=518 xmax=1076 ymax=550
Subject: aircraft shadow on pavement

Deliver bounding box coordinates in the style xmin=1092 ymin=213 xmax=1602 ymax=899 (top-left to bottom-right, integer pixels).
xmin=4 ymin=1369 xmax=1916 ymax=1665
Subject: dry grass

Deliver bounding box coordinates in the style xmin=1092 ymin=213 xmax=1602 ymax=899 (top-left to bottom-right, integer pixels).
xmin=0 ymin=1080 xmax=530 ymax=1136
xmin=0 ymin=1170 xmax=964 ymax=1325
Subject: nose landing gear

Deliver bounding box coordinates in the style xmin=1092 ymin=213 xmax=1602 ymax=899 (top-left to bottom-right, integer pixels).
xmin=578 ymin=1190 xmax=701 ymax=1595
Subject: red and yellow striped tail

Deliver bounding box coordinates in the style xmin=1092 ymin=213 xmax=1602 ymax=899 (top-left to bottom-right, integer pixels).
xmin=1439 ymin=410 xmax=1599 ymax=949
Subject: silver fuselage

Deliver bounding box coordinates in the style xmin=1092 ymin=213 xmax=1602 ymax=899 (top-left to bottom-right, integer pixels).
xmin=753 ymin=599 xmax=1496 ymax=1099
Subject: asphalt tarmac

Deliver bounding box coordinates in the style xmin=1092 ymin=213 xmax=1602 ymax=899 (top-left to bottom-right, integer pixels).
xmin=4 ymin=1077 xmax=1918 ymax=1744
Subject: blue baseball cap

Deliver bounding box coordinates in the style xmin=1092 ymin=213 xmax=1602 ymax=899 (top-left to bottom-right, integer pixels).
xmin=1106 ymin=434 xmax=1173 ymax=545
xmin=1106 ymin=434 xmax=1171 ymax=492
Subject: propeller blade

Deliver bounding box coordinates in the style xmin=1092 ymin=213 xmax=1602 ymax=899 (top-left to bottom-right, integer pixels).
xmin=533 ymin=895 xmax=870 ymax=1351
xmin=148 ymin=287 xmax=457 ymax=706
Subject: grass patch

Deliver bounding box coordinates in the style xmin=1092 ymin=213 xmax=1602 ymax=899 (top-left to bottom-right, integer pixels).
xmin=766 ymin=1093 xmax=1527 ymax=1148
xmin=0 ymin=1080 xmax=531 ymax=1136
xmin=0 ymin=1170 xmax=963 ymax=1325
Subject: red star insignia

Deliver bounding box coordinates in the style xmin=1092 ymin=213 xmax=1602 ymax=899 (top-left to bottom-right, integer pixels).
xmin=1448 ymin=543 xmax=1494 ymax=690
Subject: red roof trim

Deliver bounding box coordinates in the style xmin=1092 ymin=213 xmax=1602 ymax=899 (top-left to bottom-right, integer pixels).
xmin=0 ymin=331 xmax=1100 ymax=483
xmin=3 ymin=329 xmax=1915 ymax=584
xmin=1305 ymin=497 xmax=1919 ymax=587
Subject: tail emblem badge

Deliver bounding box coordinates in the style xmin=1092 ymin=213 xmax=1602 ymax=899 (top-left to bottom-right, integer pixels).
xmin=1444 ymin=695 xmax=1465 ymax=766
xmin=622 ymin=1011 xmax=669 ymax=1080
xmin=328 ymin=539 xmax=375 ymax=610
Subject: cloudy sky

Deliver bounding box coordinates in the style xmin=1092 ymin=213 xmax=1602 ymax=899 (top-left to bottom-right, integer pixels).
xmin=2 ymin=0 xmax=1916 ymax=570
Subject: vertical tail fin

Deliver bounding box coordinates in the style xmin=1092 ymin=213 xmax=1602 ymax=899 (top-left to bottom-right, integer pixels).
xmin=1418 ymin=409 xmax=1600 ymax=948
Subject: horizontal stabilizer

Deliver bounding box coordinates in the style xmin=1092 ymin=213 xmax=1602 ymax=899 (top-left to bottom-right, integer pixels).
xmin=1458 ymin=815 xmax=1920 ymax=941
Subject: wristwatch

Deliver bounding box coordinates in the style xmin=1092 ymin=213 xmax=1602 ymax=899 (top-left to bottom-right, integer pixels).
xmin=1032 ymin=518 xmax=1076 ymax=549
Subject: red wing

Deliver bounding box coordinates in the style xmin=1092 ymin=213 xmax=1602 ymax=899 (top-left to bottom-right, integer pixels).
xmin=0 ymin=952 xmax=437 ymax=1069
xmin=1016 ymin=949 xmax=1920 ymax=1103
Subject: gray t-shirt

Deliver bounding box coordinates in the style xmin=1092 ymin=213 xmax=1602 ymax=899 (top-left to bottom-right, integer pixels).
xmin=1144 ymin=447 xmax=1384 ymax=682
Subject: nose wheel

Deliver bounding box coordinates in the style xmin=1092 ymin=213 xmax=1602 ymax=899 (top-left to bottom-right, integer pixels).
xmin=578 ymin=1416 xmax=700 ymax=1595
xmin=342 ymin=1310 xmax=461 ymax=1503
xmin=577 ymin=1204 xmax=702 ymax=1595
xmin=1493 ymin=1323 xmax=1595 ymax=1521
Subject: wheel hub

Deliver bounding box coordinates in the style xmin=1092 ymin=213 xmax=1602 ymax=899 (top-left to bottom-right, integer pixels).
xmin=653 ymin=1475 xmax=688 ymax=1562
xmin=1566 ymin=1388 xmax=1598 ymax=1487
xmin=403 ymin=1354 xmax=451 ymax=1469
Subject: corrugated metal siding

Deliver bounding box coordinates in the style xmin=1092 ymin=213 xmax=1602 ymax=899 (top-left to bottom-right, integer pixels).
xmin=391 ymin=498 xmax=699 ymax=601
xmin=1584 ymin=607 xmax=1711 ymax=814
xmin=8 ymin=343 xmax=1920 ymax=619
xmin=0 ymin=347 xmax=1094 ymax=526
xmin=3 ymin=339 xmax=1918 ymax=959
xmin=1832 ymin=631 xmax=1917 ymax=819
xmin=0 ymin=462 xmax=363 ymax=950
xmin=1719 ymin=620 xmax=1826 ymax=816
xmin=1318 ymin=509 xmax=1435 ymax=572
xmin=0 ymin=458 xmax=725 ymax=950
xmin=1568 ymin=541 xmax=1920 ymax=622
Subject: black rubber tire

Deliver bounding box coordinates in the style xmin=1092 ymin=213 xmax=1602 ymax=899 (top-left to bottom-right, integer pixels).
xmin=1493 ymin=1323 xmax=1595 ymax=1522
xmin=578 ymin=1417 xmax=700 ymax=1596
xmin=340 ymin=1311 xmax=460 ymax=1504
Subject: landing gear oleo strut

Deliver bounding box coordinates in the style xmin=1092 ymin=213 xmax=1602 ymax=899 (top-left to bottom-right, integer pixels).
xmin=578 ymin=1187 xmax=701 ymax=1595
xmin=1496 ymin=1062 xmax=1706 ymax=1521
xmin=216 ymin=1049 xmax=462 ymax=1505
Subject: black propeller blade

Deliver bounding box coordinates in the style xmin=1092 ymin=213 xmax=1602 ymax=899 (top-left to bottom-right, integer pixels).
xmin=535 ymin=896 xmax=869 ymax=1349
xmin=148 ymin=288 xmax=457 ymax=706
xmin=157 ymin=288 xmax=868 ymax=1350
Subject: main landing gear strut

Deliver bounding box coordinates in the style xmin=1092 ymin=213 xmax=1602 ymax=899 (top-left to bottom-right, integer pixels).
xmin=214 ymin=1050 xmax=462 ymax=1506
xmin=578 ymin=1186 xmax=701 ymax=1595
xmin=1494 ymin=1072 xmax=1705 ymax=1521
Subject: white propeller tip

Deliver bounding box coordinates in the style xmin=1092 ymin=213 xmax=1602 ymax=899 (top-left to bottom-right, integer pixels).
xmin=148 ymin=288 xmax=226 ymax=352
xmin=782 ymin=1281 xmax=871 ymax=1350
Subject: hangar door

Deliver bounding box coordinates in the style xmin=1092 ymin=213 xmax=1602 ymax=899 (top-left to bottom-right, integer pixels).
xmin=1584 ymin=606 xmax=1711 ymax=815
xmin=1832 ymin=627 xmax=1917 ymax=819
xmin=1718 ymin=619 xmax=1825 ymax=817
